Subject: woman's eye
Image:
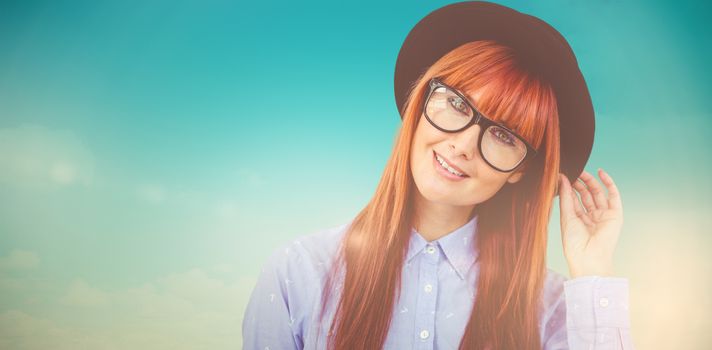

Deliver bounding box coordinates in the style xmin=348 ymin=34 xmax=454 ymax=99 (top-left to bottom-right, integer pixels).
xmin=492 ymin=128 xmax=515 ymax=145
xmin=447 ymin=97 xmax=470 ymax=115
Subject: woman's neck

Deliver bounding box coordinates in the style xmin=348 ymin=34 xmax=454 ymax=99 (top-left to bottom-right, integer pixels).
xmin=412 ymin=192 xmax=476 ymax=242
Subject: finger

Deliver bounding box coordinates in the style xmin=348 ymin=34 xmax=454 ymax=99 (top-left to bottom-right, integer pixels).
xmin=572 ymin=178 xmax=596 ymax=213
xmin=569 ymin=184 xmax=585 ymax=219
xmin=569 ymin=185 xmax=596 ymax=227
xmin=560 ymin=174 xmax=595 ymax=231
xmin=599 ymin=168 xmax=623 ymax=211
xmin=579 ymin=170 xmax=609 ymax=210
xmin=558 ymin=174 xmax=576 ymax=220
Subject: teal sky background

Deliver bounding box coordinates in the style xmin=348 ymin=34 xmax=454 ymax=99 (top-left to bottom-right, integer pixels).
xmin=1 ymin=0 xmax=710 ymax=348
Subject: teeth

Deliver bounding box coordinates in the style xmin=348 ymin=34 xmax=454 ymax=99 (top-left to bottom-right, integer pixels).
xmin=435 ymin=154 xmax=465 ymax=177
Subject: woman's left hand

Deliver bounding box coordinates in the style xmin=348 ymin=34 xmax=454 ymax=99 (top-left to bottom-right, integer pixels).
xmin=558 ymin=168 xmax=624 ymax=278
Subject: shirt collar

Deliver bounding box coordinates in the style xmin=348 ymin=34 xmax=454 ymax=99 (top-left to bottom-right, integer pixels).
xmin=406 ymin=214 xmax=479 ymax=280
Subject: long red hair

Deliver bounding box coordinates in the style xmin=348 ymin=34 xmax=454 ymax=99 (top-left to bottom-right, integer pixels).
xmin=318 ymin=40 xmax=561 ymax=350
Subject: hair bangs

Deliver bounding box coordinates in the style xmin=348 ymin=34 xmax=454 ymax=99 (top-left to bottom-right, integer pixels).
xmin=435 ymin=41 xmax=558 ymax=151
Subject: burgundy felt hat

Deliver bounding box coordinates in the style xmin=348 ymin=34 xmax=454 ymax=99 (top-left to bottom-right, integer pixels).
xmin=394 ymin=1 xmax=594 ymax=187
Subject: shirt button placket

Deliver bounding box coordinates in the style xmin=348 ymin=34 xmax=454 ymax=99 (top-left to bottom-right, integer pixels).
xmin=415 ymin=243 xmax=439 ymax=349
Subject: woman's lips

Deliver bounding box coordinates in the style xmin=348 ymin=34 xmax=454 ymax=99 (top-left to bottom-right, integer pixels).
xmin=434 ymin=151 xmax=469 ymax=176
xmin=433 ymin=151 xmax=469 ymax=181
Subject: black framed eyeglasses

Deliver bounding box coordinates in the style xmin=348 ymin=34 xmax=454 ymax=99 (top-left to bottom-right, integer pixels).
xmin=422 ymin=77 xmax=538 ymax=172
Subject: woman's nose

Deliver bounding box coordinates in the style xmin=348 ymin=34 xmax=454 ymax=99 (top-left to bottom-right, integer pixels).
xmin=448 ymin=124 xmax=481 ymax=160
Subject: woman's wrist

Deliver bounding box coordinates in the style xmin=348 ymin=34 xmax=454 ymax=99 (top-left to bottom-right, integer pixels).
xmin=568 ymin=261 xmax=615 ymax=278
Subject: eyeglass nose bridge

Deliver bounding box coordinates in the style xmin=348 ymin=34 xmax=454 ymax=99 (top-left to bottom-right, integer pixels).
xmin=456 ymin=110 xmax=487 ymax=135
xmin=470 ymin=112 xmax=483 ymax=129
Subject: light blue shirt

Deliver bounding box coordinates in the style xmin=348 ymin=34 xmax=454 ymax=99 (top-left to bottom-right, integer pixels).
xmin=242 ymin=215 xmax=634 ymax=349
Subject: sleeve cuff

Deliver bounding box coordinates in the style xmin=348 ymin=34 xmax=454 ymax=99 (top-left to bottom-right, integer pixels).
xmin=564 ymin=275 xmax=631 ymax=330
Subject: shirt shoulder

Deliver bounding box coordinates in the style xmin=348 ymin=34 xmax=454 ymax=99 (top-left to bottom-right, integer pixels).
xmin=248 ymin=221 xmax=351 ymax=341
xmin=265 ymin=220 xmax=352 ymax=286
xmin=292 ymin=221 xmax=351 ymax=270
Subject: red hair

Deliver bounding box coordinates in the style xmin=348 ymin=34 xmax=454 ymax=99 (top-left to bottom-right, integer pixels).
xmin=318 ymin=40 xmax=561 ymax=350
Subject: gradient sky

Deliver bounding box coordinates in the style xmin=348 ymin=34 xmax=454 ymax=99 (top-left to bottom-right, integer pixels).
xmin=1 ymin=0 xmax=710 ymax=349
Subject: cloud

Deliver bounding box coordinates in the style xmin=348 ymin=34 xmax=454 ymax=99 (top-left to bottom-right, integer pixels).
xmin=59 ymin=279 xmax=110 ymax=307
xmin=0 ymin=264 xmax=257 ymax=349
xmin=136 ymin=184 xmax=166 ymax=204
xmin=0 ymin=310 xmax=100 ymax=350
xmin=49 ymin=162 xmax=78 ymax=185
xmin=0 ymin=124 xmax=94 ymax=188
xmin=0 ymin=250 xmax=40 ymax=271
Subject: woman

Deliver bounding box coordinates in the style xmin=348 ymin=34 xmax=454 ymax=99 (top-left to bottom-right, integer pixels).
xmin=243 ymin=2 xmax=634 ymax=349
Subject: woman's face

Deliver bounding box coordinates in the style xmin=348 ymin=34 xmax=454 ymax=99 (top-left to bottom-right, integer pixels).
xmin=409 ymin=89 xmax=525 ymax=207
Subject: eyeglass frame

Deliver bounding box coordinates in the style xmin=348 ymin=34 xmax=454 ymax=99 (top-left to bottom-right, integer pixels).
xmin=422 ymin=77 xmax=539 ymax=173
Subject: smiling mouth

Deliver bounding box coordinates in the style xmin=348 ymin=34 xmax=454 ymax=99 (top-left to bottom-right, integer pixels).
xmin=433 ymin=151 xmax=469 ymax=178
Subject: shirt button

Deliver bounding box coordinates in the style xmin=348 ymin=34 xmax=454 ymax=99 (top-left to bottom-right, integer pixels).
xmin=599 ymin=297 xmax=609 ymax=308
xmin=424 ymin=284 xmax=433 ymax=293
xmin=425 ymin=245 xmax=436 ymax=254
xmin=419 ymin=329 xmax=429 ymax=339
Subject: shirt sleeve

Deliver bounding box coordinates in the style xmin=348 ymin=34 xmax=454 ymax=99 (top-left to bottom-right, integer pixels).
xmin=242 ymin=243 xmax=305 ymax=350
xmin=543 ymin=275 xmax=636 ymax=350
